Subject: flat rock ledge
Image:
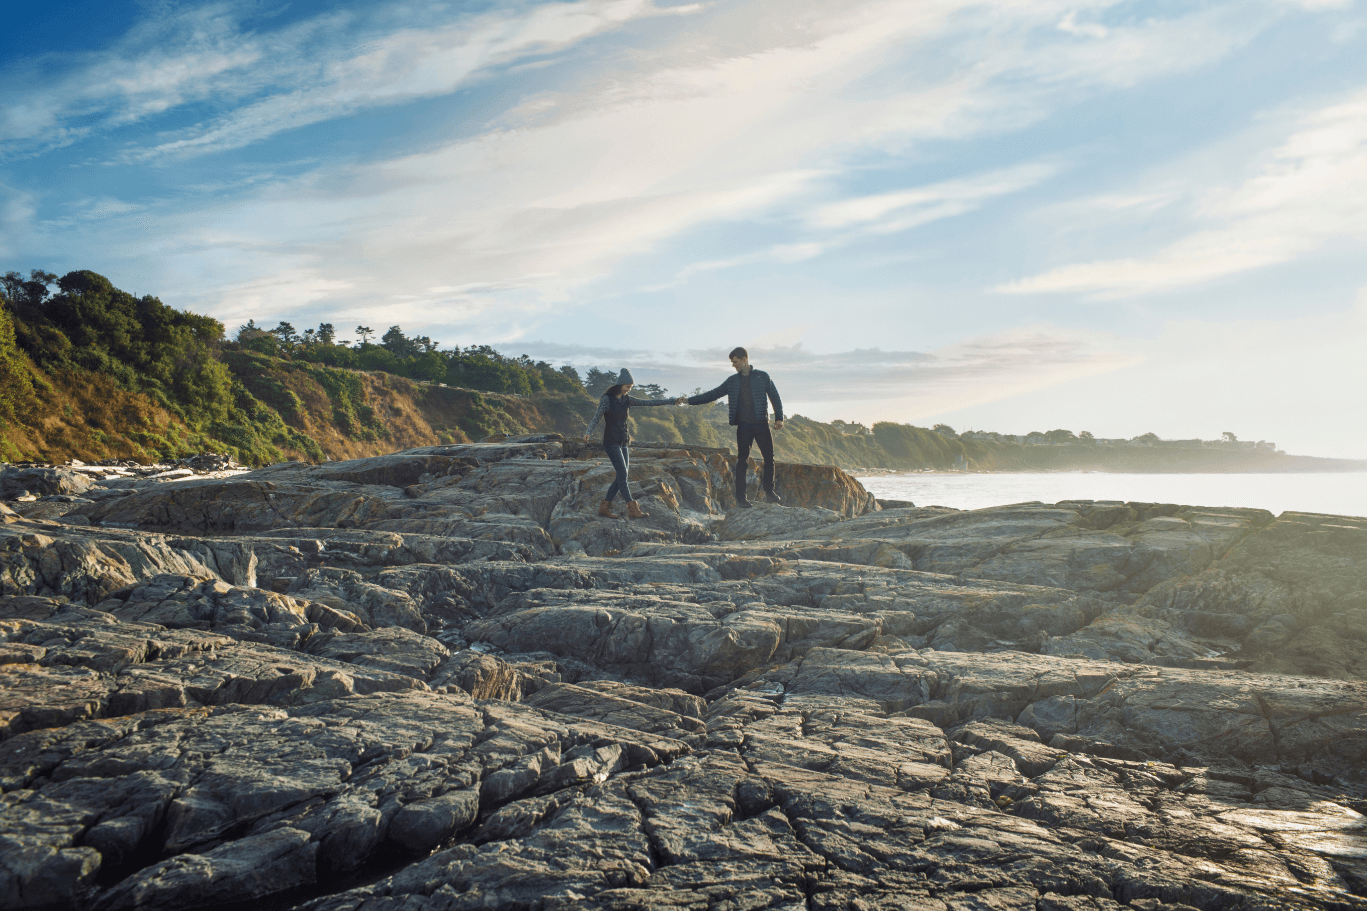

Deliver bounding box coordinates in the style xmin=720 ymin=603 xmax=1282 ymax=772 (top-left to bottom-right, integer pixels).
xmin=1 ymin=435 xmax=1364 ymax=911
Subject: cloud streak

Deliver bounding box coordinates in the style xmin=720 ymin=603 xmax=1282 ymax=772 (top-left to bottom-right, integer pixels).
xmin=997 ymin=88 xmax=1367 ymax=297
xmin=519 ymin=327 xmax=1140 ymax=423
xmin=1 ymin=0 xmax=687 ymax=159
xmin=807 ymin=161 xmax=1063 ymax=234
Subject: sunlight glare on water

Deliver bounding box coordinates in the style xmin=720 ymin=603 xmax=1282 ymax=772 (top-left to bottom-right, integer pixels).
xmin=854 ymin=472 xmax=1367 ymax=519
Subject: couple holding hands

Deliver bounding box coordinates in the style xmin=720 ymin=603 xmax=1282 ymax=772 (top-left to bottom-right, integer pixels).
xmin=584 ymin=346 xmax=783 ymax=518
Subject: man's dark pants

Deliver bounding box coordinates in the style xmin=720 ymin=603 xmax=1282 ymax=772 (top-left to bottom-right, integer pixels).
xmin=735 ymin=422 xmax=775 ymax=503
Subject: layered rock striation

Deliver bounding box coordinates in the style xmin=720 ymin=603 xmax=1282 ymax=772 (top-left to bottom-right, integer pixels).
xmin=1 ymin=437 xmax=1364 ymax=911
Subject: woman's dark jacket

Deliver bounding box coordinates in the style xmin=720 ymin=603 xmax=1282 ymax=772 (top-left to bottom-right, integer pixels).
xmin=583 ymin=394 xmax=674 ymax=444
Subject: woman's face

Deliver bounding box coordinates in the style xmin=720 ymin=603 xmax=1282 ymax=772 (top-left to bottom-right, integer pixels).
xmin=619 ymin=383 xmax=633 ymax=396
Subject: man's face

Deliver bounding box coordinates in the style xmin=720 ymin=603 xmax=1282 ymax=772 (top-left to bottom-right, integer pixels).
xmin=730 ymin=355 xmax=748 ymax=372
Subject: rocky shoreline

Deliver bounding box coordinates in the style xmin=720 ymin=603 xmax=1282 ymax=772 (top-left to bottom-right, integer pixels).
xmin=1 ymin=435 xmax=1364 ymax=911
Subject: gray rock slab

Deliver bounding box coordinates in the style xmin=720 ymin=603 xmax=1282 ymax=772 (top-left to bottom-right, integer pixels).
xmin=0 ymin=608 xmax=423 ymax=740
xmin=523 ymin=682 xmax=706 ymax=743
xmin=302 ymin=627 xmax=450 ymax=679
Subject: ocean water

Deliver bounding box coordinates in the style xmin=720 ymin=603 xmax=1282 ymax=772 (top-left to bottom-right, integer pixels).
xmin=854 ymin=471 xmax=1367 ymax=519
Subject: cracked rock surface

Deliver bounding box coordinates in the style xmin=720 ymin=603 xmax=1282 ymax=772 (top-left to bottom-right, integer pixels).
xmin=1 ymin=436 xmax=1364 ymax=910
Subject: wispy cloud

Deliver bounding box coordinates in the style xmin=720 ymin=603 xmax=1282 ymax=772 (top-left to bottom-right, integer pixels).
xmin=729 ymin=332 xmax=1139 ymax=413
xmin=996 ymin=88 xmax=1367 ymax=298
xmin=807 ymin=162 xmax=1062 ymax=232
xmin=0 ymin=182 xmax=38 ymax=257
xmin=210 ymin=270 xmax=357 ymax=325
xmin=1 ymin=0 xmax=687 ymax=159
xmin=638 ymin=161 xmax=1063 ymax=290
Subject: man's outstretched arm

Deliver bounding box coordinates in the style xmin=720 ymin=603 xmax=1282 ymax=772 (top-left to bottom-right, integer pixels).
xmin=687 ymin=380 xmax=729 ymax=406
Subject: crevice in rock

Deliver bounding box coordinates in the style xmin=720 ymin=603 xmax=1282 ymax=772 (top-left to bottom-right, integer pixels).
xmin=1252 ymin=691 xmax=1283 ymax=757
xmin=622 ymin=783 xmax=670 ymax=874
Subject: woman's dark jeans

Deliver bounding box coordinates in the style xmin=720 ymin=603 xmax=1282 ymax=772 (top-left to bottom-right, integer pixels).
xmin=603 ymin=443 xmax=633 ymax=502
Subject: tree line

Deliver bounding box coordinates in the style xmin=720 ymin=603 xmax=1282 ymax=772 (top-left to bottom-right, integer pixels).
xmin=235 ymin=319 xmax=688 ymax=401
xmin=234 ymin=320 xmax=584 ymax=397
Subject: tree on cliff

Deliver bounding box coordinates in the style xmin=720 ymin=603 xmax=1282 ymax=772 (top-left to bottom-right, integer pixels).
xmin=0 ymin=293 xmax=37 ymax=424
xmin=270 ymin=322 xmax=299 ymax=351
xmin=24 ymin=270 xmax=235 ymax=424
xmin=2 ymin=269 xmax=326 ymax=464
xmin=382 ymin=326 xmax=420 ymax=358
xmin=583 ymin=368 xmax=617 ymax=397
xmin=1 ymin=270 xmax=58 ymax=308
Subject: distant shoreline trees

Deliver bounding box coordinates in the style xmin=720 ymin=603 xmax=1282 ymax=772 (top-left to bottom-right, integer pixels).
xmin=233 ymin=319 xmax=583 ymax=397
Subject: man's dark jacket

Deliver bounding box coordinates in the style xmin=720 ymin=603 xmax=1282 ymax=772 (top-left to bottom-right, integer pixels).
xmin=688 ymin=370 xmax=783 ymax=425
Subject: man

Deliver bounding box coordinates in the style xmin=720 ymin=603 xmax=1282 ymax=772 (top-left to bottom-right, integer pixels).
xmin=683 ymin=347 xmax=783 ymax=508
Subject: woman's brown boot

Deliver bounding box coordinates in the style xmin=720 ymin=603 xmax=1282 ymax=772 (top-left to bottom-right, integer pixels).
xmin=598 ymin=500 xmax=616 ymax=518
xmin=625 ymin=501 xmax=648 ymax=519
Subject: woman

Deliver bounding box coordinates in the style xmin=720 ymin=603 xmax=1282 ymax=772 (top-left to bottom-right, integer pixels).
xmin=583 ymin=368 xmax=680 ymax=518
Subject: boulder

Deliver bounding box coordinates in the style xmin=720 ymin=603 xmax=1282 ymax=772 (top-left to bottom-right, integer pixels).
xmin=1 ymin=466 xmax=96 ymax=499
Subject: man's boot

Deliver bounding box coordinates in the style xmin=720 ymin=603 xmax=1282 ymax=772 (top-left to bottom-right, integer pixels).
xmin=625 ymin=500 xmax=648 ymax=519
xmin=734 ymin=463 xmax=751 ymax=508
xmin=762 ymin=462 xmax=780 ymax=503
xmin=598 ymin=500 xmax=616 ymax=518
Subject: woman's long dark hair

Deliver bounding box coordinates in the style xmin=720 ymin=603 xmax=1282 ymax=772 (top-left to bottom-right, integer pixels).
xmin=604 ymin=384 xmax=628 ymax=398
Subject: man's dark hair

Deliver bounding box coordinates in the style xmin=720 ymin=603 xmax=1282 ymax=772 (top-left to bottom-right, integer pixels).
xmin=729 ymin=346 xmax=748 ymax=359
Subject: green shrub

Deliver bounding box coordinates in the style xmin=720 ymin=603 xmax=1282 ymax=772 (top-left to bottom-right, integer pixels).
xmin=0 ymin=305 xmax=36 ymax=423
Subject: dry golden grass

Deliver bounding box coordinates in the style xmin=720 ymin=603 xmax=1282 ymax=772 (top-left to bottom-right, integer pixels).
xmin=266 ymin=370 xmax=441 ymax=461
xmin=0 ymin=365 xmax=185 ymax=463
xmin=0 ymin=356 xmax=598 ymax=466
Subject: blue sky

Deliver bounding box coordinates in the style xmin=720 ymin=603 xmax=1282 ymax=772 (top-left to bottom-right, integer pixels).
xmin=3 ymin=0 xmax=1366 ymax=457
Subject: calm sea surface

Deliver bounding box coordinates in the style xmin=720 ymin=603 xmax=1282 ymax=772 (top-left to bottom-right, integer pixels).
xmin=854 ymin=471 xmax=1367 ymax=519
